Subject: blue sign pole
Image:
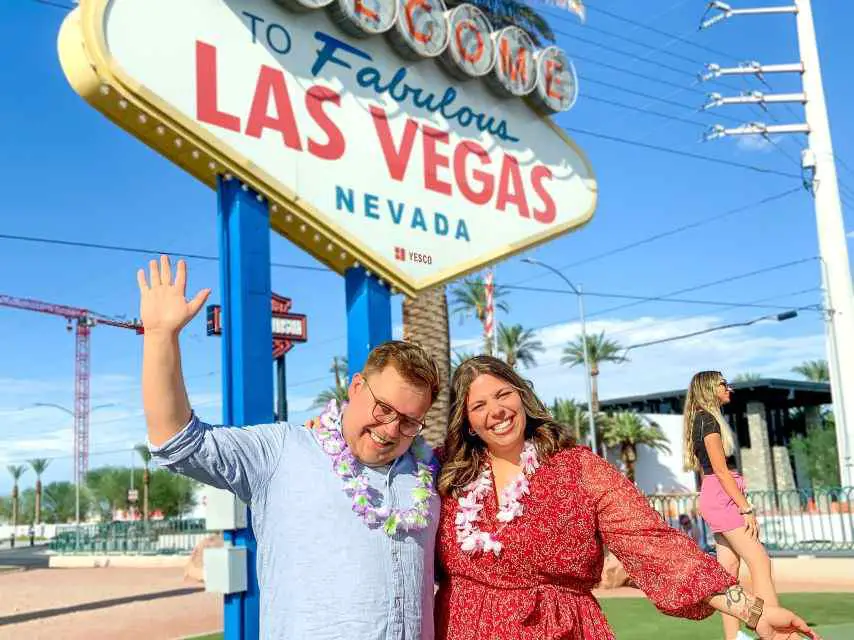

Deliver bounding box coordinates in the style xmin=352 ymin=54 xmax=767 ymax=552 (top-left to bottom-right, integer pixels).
xmin=217 ymin=175 xmax=272 ymax=640
xmin=345 ymin=268 xmax=392 ymax=377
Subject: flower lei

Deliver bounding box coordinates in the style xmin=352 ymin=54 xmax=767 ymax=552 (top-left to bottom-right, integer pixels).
xmin=313 ymin=400 xmax=437 ymax=537
xmin=455 ymin=441 xmax=539 ymax=557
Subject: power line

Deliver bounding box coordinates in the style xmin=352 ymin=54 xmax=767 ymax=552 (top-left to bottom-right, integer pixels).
xmin=560 ymin=125 xmax=801 ymax=179
xmin=584 ymin=256 xmax=818 ymax=321
xmin=585 ymin=94 xmax=707 ymax=128
xmin=503 ymin=284 xmax=814 ymax=313
xmin=511 ymin=187 xmax=801 ymax=287
xmin=0 ymin=233 xmax=331 ymax=273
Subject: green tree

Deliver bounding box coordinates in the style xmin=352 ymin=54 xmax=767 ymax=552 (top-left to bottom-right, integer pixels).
xmin=561 ymin=331 xmax=626 ymax=452
xmin=792 ymin=359 xmax=830 ymax=383
xmin=497 ymin=323 xmax=544 ymax=369
xmin=790 ymin=419 xmax=840 ymax=488
xmin=134 ymin=445 xmax=153 ymax=521
xmin=313 ymin=355 xmax=351 ymax=409
xmin=550 ymin=398 xmax=591 ymax=441
xmin=147 ymin=469 xmax=198 ymax=518
xmin=733 ymin=372 xmax=762 ymax=383
xmin=601 ymin=412 xmax=671 ymax=483
xmin=86 ymin=467 xmax=130 ymax=521
xmin=42 ymin=481 xmax=90 ymax=524
xmin=449 ymin=276 xmax=510 ymax=356
xmin=7 ymin=465 xmax=27 ymax=530
xmin=28 ymin=458 xmax=50 ymax=525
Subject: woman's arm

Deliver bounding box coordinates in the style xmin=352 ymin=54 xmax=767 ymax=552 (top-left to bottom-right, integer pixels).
xmin=705 ymin=585 xmax=818 ymax=640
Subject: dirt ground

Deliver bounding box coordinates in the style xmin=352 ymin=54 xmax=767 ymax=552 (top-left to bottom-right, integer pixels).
xmin=0 ymin=566 xmax=221 ymax=640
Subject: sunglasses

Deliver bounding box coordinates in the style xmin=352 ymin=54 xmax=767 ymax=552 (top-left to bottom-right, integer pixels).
xmin=719 ymin=380 xmax=733 ymax=391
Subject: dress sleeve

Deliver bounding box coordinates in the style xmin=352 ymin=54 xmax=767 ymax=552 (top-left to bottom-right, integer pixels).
xmin=577 ymin=448 xmax=736 ymax=619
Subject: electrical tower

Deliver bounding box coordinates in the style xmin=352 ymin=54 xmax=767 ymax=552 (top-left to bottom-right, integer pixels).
xmin=0 ymin=295 xmax=143 ymax=485
xmin=700 ymin=0 xmax=854 ymax=485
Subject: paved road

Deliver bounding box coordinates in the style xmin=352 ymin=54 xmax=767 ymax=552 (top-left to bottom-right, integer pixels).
xmin=0 ymin=543 xmax=49 ymax=569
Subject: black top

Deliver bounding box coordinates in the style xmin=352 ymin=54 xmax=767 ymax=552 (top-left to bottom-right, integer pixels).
xmin=693 ymin=410 xmax=738 ymax=475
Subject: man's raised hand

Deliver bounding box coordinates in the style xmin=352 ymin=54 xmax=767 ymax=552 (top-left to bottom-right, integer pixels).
xmin=137 ymin=255 xmax=210 ymax=336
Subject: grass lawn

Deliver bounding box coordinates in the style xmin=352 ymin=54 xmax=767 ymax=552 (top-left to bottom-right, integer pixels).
xmin=186 ymin=592 xmax=854 ymax=640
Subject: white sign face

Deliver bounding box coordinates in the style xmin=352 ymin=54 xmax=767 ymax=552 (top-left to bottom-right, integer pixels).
xmin=272 ymin=316 xmax=305 ymax=338
xmin=60 ymin=0 xmax=596 ymax=294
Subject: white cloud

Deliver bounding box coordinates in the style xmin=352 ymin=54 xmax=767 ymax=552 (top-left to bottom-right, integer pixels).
xmin=735 ymin=135 xmax=777 ymax=153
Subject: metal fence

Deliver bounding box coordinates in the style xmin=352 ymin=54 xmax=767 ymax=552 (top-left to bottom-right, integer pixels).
xmin=649 ymin=487 xmax=854 ymax=554
xmin=49 ymin=518 xmax=215 ymax=555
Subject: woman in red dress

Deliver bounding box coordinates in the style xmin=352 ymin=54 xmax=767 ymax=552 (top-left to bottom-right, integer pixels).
xmin=435 ymin=356 xmax=817 ymax=640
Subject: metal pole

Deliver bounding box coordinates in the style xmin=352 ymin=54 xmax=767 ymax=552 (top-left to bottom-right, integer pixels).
xmin=796 ymin=0 xmax=854 ymax=485
xmin=576 ymin=285 xmax=598 ymax=455
xmin=276 ymin=355 xmax=287 ymax=422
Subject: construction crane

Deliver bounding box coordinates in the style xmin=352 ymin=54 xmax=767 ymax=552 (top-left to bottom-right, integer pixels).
xmin=0 ymin=295 xmax=143 ymax=485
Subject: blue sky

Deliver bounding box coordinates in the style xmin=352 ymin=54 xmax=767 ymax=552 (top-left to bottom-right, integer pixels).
xmin=1 ymin=0 xmax=852 ymax=493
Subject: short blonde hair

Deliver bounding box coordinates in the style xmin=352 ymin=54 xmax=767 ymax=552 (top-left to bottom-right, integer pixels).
xmin=364 ymin=340 xmax=441 ymax=403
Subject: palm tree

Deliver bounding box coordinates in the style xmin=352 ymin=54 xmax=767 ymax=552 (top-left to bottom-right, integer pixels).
xmin=601 ymin=412 xmax=671 ymax=483
xmin=497 ymin=324 xmax=544 ymax=369
xmin=28 ymin=459 xmax=50 ymax=525
xmin=134 ymin=444 xmax=153 ymax=521
xmin=403 ymin=285 xmax=452 ymax=448
xmin=792 ymin=359 xmax=830 ymax=383
xmin=450 ymin=349 xmax=476 ymax=378
xmin=449 ymin=276 xmax=510 ymax=356
xmin=7 ymin=465 xmax=27 ymax=533
xmin=561 ymin=331 xmax=626 ymax=414
xmin=733 ymin=372 xmax=762 ymax=383
xmin=330 ymin=356 xmax=348 ymax=390
xmin=550 ymin=398 xmax=591 ymax=441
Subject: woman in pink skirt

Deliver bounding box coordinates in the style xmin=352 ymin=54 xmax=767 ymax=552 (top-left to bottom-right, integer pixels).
xmin=684 ymin=371 xmax=780 ymax=640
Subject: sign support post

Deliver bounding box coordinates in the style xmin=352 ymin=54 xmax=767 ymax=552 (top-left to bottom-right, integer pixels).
xmin=345 ymin=268 xmax=392 ymax=375
xmin=276 ymin=356 xmax=287 ymax=422
xmin=217 ymin=176 xmax=272 ymax=640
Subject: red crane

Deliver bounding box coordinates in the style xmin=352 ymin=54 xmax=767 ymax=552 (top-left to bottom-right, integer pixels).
xmin=0 ymin=295 xmax=143 ymax=485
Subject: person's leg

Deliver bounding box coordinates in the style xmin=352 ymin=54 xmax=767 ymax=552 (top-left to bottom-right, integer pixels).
xmin=720 ymin=527 xmax=779 ymax=607
xmin=714 ymin=534 xmax=742 ymax=640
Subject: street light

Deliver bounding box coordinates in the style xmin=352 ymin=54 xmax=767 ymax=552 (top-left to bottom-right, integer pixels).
xmin=521 ymin=258 xmax=598 ymax=455
xmin=624 ymin=309 xmax=801 ymax=353
xmin=30 ymin=402 xmax=116 ymax=547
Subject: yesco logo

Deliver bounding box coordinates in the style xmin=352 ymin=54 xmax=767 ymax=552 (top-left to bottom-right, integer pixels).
xmin=273 ymin=0 xmax=578 ymax=114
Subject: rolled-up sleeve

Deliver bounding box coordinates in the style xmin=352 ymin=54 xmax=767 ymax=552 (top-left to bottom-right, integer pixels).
xmin=149 ymin=414 xmax=288 ymax=503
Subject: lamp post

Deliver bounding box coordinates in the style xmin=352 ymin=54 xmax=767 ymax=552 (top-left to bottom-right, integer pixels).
xmin=32 ymin=402 xmax=115 ymax=548
xmin=521 ymin=258 xmax=598 ymax=455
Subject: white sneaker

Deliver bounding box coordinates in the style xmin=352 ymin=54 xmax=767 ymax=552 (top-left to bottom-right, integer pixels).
xmin=735 ymin=631 xmax=756 ymax=640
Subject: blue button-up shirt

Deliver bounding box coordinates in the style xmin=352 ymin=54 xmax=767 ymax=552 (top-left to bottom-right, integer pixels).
xmin=150 ymin=415 xmax=439 ymax=640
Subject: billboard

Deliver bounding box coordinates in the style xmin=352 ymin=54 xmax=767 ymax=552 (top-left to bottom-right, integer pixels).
xmin=59 ymin=0 xmax=597 ymax=295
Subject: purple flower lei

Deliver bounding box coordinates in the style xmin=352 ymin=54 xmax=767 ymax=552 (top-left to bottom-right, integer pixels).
xmin=454 ymin=441 xmax=539 ymax=557
xmin=314 ymin=400 xmax=438 ymax=537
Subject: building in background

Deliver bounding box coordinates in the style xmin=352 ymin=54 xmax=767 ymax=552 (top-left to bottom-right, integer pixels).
xmin=601 ymin=379 xmax=832 ymax=494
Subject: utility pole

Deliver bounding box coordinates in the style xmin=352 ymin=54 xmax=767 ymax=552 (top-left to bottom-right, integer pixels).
xmin=700 ymin=0 xmax=854 ymax=485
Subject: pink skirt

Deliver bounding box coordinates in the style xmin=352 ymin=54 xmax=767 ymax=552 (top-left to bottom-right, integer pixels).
xmin=699 ymin=472 xmax=747 ymax=533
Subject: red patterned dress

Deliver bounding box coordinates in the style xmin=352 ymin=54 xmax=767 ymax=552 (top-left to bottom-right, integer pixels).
xmin=435 ymin=446 xmax=737 ymax=640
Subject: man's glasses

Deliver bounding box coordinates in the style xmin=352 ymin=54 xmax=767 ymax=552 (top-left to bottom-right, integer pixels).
xmin=362 ymin=378 xmax=426 ymax=438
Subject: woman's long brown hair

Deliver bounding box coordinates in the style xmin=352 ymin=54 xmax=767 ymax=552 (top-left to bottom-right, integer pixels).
xmin=437 ymin=355 xmax=575 ymax=497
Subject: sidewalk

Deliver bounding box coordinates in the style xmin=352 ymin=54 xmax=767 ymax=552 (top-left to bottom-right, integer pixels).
xmin=0 ymin=566 xmax=220 ymax=640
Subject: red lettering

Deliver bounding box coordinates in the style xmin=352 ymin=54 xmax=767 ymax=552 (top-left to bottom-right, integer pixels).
xmin=354 ymin=0 xmax=379 ymax=22
xmin=544 ymin=59 xmax=564 ymax=100
xmin=370 ymin=106 xmax=418 ymax=181
xmin=405 ymin=0 xmax=431 ymax=43
xmin=531 ymin=165 xmax=556 ymax=223
xmin=495 ymin=155 xmax=530 ymax=218
xmin=195 ymin=41 xmax=240 ymax=132
xmin=453 ymin=141 xmax=493 ymax=205
xmin=455 ymin=21 xmax=484 ymax=64
xmin=245 ymin=66 xmax=302 ymax=151
xmin=305 ymin=86 xmax=345 ymax=161
xmin=422 ymin=126 xmax=451 ymax=195
xmin=500 ymin=39 xmax=528 ymax=84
